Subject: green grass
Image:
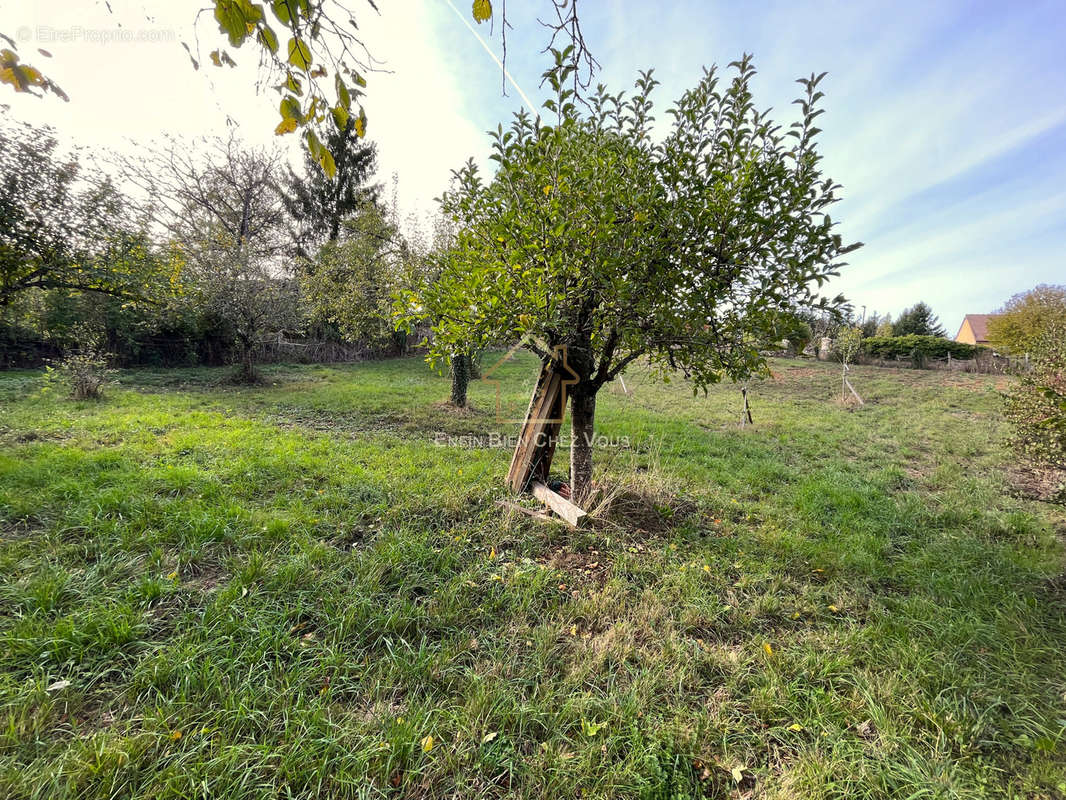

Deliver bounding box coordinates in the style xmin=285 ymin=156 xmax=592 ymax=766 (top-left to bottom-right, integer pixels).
xmin=0 ymin=354 xmax=1063 ymax=799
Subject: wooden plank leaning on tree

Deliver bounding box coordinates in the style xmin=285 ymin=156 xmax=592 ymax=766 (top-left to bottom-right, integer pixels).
xmin=506 ymin=361 xmax=565 ymax=492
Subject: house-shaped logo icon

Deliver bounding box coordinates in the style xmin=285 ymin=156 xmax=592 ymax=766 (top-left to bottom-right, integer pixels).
xmin=481 ymin=335 xmax=579 ymax=424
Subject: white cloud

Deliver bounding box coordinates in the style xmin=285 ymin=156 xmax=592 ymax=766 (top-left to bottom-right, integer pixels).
xmin=2 ymin=0 xmax=1063 ymax=336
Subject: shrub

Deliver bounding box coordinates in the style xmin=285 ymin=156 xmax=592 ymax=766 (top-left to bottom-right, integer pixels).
xmin=862 ymin=335 xmax=982 ymax=361
xmin=42 ymin=329 xmax=116 ymax=400
xmin=1004 ymin=324 xmax=1066 ymax=500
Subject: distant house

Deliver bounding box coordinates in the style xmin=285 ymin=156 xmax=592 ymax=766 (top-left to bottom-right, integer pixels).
xmin=955 ymin=314 xmax=994 ymax=345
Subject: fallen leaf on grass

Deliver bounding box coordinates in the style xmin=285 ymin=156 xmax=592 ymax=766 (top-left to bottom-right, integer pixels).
xmin=421 ymin=734 xmax=434 ymax=752
xmin=788 ymin=723 xmax=804 ymax=732
xmin=481 ymin=731 xmax=499 ymax=745
xmin=46 ymin=679 xmax=71 ymax=692
xmin=763 ymin=642 xmax=774 ymax=656
xmin=581 ymin=719 xmax=606 ymax=737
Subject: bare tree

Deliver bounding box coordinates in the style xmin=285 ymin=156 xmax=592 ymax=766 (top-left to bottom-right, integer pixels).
xmin=120 ymin=135 xmax=297 ymax=382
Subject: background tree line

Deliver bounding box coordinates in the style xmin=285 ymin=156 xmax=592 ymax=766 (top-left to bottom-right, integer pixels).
xmin=0 ymin=116 xmax=440 ymax=381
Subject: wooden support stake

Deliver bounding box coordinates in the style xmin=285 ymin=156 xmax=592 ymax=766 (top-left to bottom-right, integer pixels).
xmin=532 ymin=481 xmax=588 ymax=528
xmin=740 ymin=386 xmax=754 ymax=427
xmin=844 ymin=376 xmax=865 ymax=406
xmin=506 ymin=361 xmax=565 ymax=492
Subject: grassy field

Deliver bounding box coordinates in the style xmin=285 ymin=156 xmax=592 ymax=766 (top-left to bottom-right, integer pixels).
xmin=1 ymin=354 xmax=1064 ymax=799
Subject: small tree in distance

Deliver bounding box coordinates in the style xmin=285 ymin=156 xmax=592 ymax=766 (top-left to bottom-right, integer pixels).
xmin=122 ymin=135 xmax=296 ymax=382
xmin=412 ymin=49 xmax=860 ymax=500
xmin=299 ymin=202 xmax=404 ymax=350
xmin=893 ymin=302 xmax=945 ymax=337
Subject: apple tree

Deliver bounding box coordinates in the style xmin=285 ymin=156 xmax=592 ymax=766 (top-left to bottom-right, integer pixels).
xmin=415 ymin=50 xmax=860 ymax=500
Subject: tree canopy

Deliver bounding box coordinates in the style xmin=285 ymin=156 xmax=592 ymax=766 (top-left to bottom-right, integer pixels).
xmin=0 ymin=121 xmax=166 ymax=307
xmin=299 ymin=201 xmax=404 ymax=348
xmin=407 ymin=50 xmax=859 ymax=496
xmin=987 ymin=284 xmax=1066 ymax=355
xmin=282 ymin=120 xmax=379 ymax=256
xmin=892 ymin=302 xmax=945 ymax=337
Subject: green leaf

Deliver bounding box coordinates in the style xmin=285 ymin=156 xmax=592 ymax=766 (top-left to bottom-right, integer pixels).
xmin=257 ymin=25 xmax=279 ymax=54
xmin=271 ymin=0 xmax=291 ymax=25
xmin=287 ymin=37 xmax=312 ymax=71
xmin=279 ymin=95 xmax=301 ymax=122
xmin=472 ymin=0 xmax=492 ymax=23
xmin=213 ymin=0 xmax=249 ymax=46
xmin=335 ymin=75 xmax=351 ymax=109
xmin=331 ymin=105 xmax=349 ymax=131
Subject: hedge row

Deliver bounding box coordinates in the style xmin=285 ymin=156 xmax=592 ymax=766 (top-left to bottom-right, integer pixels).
xmin=861 ymin=335 xmax=986 ymax=360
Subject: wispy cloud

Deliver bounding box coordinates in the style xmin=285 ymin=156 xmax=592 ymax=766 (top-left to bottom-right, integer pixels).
xmin=2 ymin=0 xmax=1062 ymax=332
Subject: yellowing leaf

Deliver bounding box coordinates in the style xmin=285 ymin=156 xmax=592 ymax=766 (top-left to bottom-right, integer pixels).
xmin=569 ymin=625 xmax=577 ymax=636
xmin=317 ymin=148 xmax=337 ymax=179
xmin=331 ymin=105 xmax=349 ymax=131
xmin=763 ymin=641 xmax=774 ymax=656
xmin=275 ymin=117 xmax=298 ymax=135
xmin=481 ymin=731 xmax=499 ymax=744
xmin=788 ymin=723 xmax=804 ymax=731
xmin=731 ymin=765 xmax=745 ymax=783
xmin=542 ymin=185 xmax=552 ymax=196
xmin=170 ymin=730 xmax=183 ymax=741
xmin=489 ymin=546 xmax=496 ymax=559
xmin=828 ymin=604 xmax=839 ymax=612
xmin=287 ymin=37 xmax=312 ymax=71
xmin=421 ymin=734 xmax=434 ymax=752
xmin=472 ymin=0 xmax=492 ymax=23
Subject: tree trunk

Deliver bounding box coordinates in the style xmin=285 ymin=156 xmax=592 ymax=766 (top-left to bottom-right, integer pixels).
xmin=569 ymin=386 xmax=596 ymax=503
xmin=235 ymin=337 xmax=259 ymax=383
xmin=451 ymin=353 xmax=470 ymax=407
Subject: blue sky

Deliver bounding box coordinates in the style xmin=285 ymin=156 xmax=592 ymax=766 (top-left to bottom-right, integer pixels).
xmin=421 ymin=0 xmax=1066 ymax=334
xmin=4 ymin=0 xmax=1064 ymax=334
